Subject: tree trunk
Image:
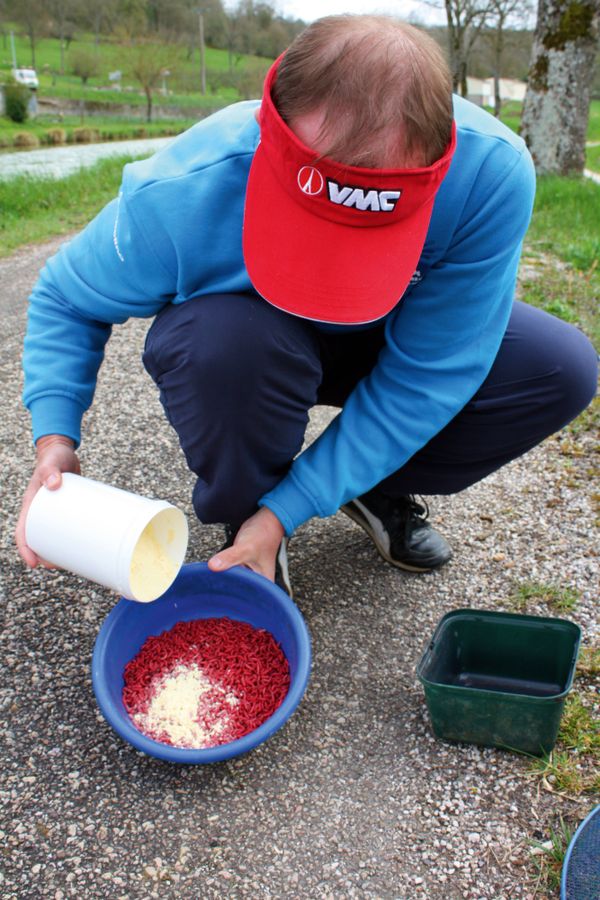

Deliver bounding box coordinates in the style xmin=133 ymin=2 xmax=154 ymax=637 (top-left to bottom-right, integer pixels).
xmin=493 ymin=18 xmax=504 ymax=116
xmin=459 ymin=59 xmax=469 ymax=97
xmin=145 ymin=88 xmax=153 ymax=123
xmin=28 ymin=26 xmax=36 ymax=69
xmin=445 ymin=2 xmax=461 ymax=92
xmin=521 ymin=0 xmax=600 ymax=174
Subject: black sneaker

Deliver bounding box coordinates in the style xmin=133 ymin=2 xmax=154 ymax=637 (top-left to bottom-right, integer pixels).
xmin=340 ymin=491 xmax=452 ymax=572
xmin=222 ymin=526 xmax=293 ymax=597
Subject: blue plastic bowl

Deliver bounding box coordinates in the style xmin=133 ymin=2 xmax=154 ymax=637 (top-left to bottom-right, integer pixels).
xmin=92 ymin=562 xmax=311 ymax=763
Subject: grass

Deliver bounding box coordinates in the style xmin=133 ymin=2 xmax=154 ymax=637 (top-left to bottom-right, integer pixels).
xmin=507 ymin=580 xmax=579 ymax=613
xmin=559 ymin=693 xmax=600 ymax=756
xmin=525 ymin=641 xmax=600 ymax=798
xmin=0 ymin=115 xmax=197 ymax=149
xmin=577 ymin=645 xmax=600 ymax=677
xmin=587 ymin=99 xmax=600 ymax=142
xmin=497 ymin=98 xmax=600 ymax=143
xmin=0 ymin=154 xmax=149 ymax=254
xmin=529 ymin=817 xmax=574 ymax=894
xmin=1 ymin=28 xmax=269 ymax=110
xmin=527 ymin=176 xmax=600 ymax=275
xmin=586 ymin=143 xmax=600 ymax=171
xmin=520 ymin=175 xmax=600 ymax=364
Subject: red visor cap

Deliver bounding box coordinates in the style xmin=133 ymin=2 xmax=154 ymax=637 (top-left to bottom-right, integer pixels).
xmin=243 ymin=57 xmax=457 ymax=325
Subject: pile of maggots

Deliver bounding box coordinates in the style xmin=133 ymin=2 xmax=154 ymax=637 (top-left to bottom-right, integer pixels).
xmin=122 ymin=617 xmax=290 ymax=749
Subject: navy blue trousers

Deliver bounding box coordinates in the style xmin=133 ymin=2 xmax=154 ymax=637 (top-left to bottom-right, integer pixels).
xmin=143 ymin=294 xmax=597 ymax=529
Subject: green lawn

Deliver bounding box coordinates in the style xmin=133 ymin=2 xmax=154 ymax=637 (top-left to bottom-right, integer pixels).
xmin=587 ymin=99 xmax=600 ymax=142
xmin=521 ymin=175 xmax=600 ymax=349
xmin=0 ymin=154 xmax=147 ymax=254
xmin=586 ymin=143 xmax=600 ymax=171
xmin=497 ymin=99 xmax=600 ymax=148
xmin=2 ymin=28 xmax=269 ymax=110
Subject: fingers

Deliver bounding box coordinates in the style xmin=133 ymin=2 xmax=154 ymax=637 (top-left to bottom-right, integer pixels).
xmin=208 ymin=546 xmax=242 ymax=573
xmin=208 ymin=546 xmax=270 ymax=579
xmin=15 ymin=474 xmax=45 ymax=567
xmin=15 ymin=437 xmax=80 ymax=569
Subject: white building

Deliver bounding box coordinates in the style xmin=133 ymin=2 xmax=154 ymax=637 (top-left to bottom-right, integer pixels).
xmin=467 ymin=77 xmax=527 ymax=107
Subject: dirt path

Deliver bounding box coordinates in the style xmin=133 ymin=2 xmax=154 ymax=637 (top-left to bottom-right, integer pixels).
xmin=1 ymin=237 xmax=597 ymax=900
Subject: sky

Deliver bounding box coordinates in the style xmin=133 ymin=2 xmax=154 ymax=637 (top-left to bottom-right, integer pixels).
xmin=275 ymin=0 xmax=447 ymax=26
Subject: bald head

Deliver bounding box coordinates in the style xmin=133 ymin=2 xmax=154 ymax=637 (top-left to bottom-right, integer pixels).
xmin=272 ymin=15 xmax=453 ymax=169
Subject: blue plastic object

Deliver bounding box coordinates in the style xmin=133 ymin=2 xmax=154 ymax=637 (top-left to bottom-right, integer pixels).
xmin=561 ymin=806 xmax=600 ymax=900
xmin=92 ymin=562 xmax=311 ymax=763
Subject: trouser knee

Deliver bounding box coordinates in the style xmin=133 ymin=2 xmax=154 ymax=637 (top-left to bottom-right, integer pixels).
xmin=143 ymin=293 xmax=322 ymax=526
xmin=550 ymin=326 xmax=598 ymax=429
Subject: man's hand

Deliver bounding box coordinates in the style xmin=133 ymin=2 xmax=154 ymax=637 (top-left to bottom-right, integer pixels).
xmin=208 ymin=506 xmax=285 ymax=583
xmin=15 ymin=435 xmax=81 ymax=568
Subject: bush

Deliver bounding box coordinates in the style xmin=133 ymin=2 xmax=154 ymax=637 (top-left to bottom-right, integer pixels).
xmin=4 ymin=82 xmax=30 ymax=123
xmin=44 ymin=127 xmax=67 ymax=145
xmin=73 ymin=126 xmax=100 ymax=143
xmin=13 ymin=131 xmax=40 ymax=148
xmin=70 ymin=48 xmax=100 ymax=86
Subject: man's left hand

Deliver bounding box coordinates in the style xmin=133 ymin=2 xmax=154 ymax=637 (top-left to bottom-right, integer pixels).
xmin=207 ymin=506 xmax=285 ymax=583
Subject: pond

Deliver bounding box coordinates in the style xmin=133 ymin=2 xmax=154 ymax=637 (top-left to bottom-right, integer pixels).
xmin=0 ymin=136 xmax=174 ymax=180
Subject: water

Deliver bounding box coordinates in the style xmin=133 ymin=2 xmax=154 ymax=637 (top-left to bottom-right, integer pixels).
xmin=0 ymin=136 xmax=175 ymax=180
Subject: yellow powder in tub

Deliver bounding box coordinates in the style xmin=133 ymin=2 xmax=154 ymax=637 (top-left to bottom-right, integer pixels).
xmin=129 ymin=519 xmax=177 ymax=602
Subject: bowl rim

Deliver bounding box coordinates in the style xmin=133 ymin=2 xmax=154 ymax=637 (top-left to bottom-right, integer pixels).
xmin=92 ymin=562 xmax=311 ymax=763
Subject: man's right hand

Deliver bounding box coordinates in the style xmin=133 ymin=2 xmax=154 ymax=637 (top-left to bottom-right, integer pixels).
xmin=15 ymin=435 xmax=81 ymax=568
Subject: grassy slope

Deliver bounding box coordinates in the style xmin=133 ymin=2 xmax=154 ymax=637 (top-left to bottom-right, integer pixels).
xmin=1 ymin=29 xmax=268 ymax=108
xmin=0 ymin=154 xmax=145 ymax=253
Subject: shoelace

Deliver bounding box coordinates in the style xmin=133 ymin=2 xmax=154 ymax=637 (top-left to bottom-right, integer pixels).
xmin=407 ymin=494 xmax=430 ymax=522
xmin=385 ymin=494 xmax=430 ymax=528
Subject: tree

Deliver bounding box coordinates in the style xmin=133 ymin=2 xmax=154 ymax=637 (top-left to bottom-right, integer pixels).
xmin=428 ymin=0 xmax=494 ymax=95
xmin=6 ymin=0 xmax=49 ymax=68
xmin=48 ymin=0 xmax=78 ymax=74
xmin=129 ymin=40 xmax=176 ymax=121
xmin=486 ymin=0 xmax=533 ymax=115
xmin=521 ymin=0 xmax=600 ymax=174
xmin=82 ymin=0 xmax=118 ymax=48
xmin=70 ymin=47 xmax=100 ymax=84
xmin=223 ymin=9 xmax=242 ymax=73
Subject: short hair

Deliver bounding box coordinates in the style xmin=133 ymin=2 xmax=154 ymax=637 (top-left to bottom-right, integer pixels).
xmin=272 ymin=15 xmax=453 ymax=168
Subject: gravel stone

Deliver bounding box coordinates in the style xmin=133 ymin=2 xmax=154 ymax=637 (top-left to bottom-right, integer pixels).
xmin=0 ymin=236 xmax=598 ymax=899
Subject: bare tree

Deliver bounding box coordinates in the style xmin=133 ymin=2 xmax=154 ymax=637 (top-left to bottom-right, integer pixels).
xmin=427 ymin=0 xmax=494 ymax=95
xmin=521 ymin=0 xmax=600 ymax=174
xmin=223 ymin=9 xmax=242 ymax=74
xmin=486 ymin=0 xmax=533 ymax=115
xmin=83 ymin=0 xmax=118 ymax=48
xmin=48 ymin=0 xmax=78 ymax=74
xmin=129 ymin=40 xmax=177 ymax=121
xmin=6 ymin=0 xmax=49 ymax=68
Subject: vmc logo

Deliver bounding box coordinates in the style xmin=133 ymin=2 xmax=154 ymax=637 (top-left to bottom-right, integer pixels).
xmin=297 ymin=166 xmax=325 ymax=196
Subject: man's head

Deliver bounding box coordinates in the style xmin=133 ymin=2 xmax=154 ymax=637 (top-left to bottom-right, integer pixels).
xmin=243 ymin=15 xmax=456 ymax=325
xmin=272 ymin=15 xmax=453 ymax=169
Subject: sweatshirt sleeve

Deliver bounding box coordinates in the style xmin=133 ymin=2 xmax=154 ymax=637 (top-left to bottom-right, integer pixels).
xmin=260 ymin=143 xmax=536 ymax=536
xmin=23 ymin=181 xmax=177 ymax=446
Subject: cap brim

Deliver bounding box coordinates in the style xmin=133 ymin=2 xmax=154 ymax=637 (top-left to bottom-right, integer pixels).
xmin=243 ymin=142 xmax=434 ymax=326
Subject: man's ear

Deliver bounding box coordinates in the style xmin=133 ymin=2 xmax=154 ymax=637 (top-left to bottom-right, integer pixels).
xmin=254 ymin=105 xmax=261 ymax=124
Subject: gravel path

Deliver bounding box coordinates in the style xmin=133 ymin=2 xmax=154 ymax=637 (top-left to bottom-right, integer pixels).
xmin=0 ymin=236 xmax=597 ymax=899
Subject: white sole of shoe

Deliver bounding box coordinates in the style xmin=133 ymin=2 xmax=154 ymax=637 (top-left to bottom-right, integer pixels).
xmin=341 ymin=502 xmax=439 ymax=573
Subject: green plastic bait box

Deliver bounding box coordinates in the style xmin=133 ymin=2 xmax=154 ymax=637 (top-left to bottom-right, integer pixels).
xmin=416 ymin=608 xmax=581 ymax=756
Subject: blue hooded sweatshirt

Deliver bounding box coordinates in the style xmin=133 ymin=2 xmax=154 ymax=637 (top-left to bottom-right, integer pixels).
xmin=23 ymin=95 xmax=535 ymax=536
